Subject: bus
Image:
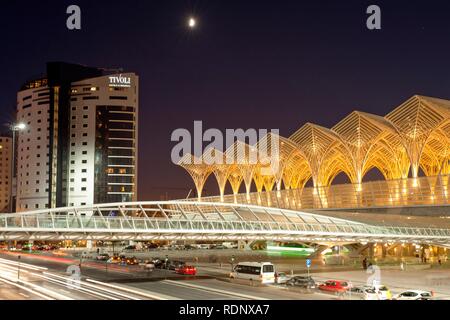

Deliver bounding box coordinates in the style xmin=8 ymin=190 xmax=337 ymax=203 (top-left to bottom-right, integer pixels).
xmin=230 ymin=262 xmax=275 ymax=284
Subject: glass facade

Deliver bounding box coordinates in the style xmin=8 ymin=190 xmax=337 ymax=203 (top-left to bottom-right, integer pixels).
xmin=94 ymin=105 xmax=137 ymax=204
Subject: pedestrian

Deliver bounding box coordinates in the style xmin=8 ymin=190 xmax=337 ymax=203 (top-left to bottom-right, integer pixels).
xmin=362 ymin=257 xmax=367 ymax=270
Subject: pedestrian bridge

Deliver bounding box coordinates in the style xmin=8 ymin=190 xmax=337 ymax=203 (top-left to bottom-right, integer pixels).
xmin=0 ymin=201 xmax=449 ymax=245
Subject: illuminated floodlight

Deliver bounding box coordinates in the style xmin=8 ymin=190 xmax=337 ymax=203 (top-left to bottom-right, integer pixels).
xmin=13 ymin=123 xmax=26 ymax=131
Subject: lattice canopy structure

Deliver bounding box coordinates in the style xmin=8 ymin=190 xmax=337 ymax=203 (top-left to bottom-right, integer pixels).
xmin=177 ymin=95 xmax=450 ymax=205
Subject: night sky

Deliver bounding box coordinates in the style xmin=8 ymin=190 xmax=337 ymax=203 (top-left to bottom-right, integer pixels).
xmin=1 ymin=0 xmax=450 ymax=200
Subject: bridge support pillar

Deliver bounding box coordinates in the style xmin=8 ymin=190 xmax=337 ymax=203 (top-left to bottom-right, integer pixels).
xmin=308 ymin=245 xmax=331 ymax=258
xmin=237 ymin=240 xmax=252 ymax=251
xmin=86 ymin=240 xmax=93 ymax=249
xmin=346 ymin=243 xmax=370 ymax=258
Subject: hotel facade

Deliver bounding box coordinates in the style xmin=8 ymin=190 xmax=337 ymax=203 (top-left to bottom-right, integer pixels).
xmin=0 ymin=136 xmax=12 ymax=212
xmin=15 ymin=62 xmax=138 ymax=211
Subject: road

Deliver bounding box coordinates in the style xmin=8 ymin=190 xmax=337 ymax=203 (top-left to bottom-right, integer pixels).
xmin=1 ymin=250 xmax=449 ymax=300
xmin=0 ymin=251 xmax=336 ymax=300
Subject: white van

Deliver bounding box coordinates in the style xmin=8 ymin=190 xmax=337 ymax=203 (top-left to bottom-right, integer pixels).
xmin=230 ymin=262 xmax=275 ymax=284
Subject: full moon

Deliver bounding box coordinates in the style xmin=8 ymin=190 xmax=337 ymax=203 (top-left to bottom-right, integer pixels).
xmin=188 ymin=17 xmax=196 ymax=28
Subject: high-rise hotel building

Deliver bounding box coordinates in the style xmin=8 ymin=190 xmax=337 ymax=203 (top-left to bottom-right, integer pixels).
xmin=0 ymin=136 xmax=12 ymax=212
xmin=16 ymin=62 xmax=138 ymax=211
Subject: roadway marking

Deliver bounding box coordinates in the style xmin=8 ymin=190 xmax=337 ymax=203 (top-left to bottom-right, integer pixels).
xmin=19 ymin=292 xmax=30 ymax=298
xmin=0 ymin=278 xmax=53 ymax=300
xmin=162 ymin=280 xmax=269 ymax=300
xmin=86 ymin=278 xmax=178 ymax=300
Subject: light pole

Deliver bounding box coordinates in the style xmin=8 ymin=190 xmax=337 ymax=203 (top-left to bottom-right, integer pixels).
xmin=18 ymin=255 xmax=21 ymax=280
xmin=9 ymin=123 xmax=26 ymax=213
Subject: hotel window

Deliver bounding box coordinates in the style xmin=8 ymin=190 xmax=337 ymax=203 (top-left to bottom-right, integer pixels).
xmin=82 ymin=169 xmax=87 ymax=173
xmin=107 ymin=168 xmax=114 ymax=174
xmin=81 ymin=187 xmax=86 ymax=191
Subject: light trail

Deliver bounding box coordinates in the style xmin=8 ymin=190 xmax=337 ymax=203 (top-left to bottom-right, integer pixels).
xmin=0 ymin=277 xmax=53 ymax=300
xmin=0 ymin=261 xmax=73 ymax=300
xmin=33 ymin=272 xmax=121 ymax=300
xmin=0 ymin=257 xmax=48 ymax=271
xmin=86 ymin=278 xmax=175 ymax=300
xmin=44 ymin=272 xmax=141 ymax=300
xmin=163 ymin=280 xmax=269 ymax=300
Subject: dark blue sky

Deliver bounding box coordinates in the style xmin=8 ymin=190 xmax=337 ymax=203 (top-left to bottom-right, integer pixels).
xmin=1 ymin=0 xmax=450 ymax=199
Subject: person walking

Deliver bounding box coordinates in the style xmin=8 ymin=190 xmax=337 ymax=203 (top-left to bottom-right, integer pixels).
xmin=362 ymin=257 xmax=368 ymax=270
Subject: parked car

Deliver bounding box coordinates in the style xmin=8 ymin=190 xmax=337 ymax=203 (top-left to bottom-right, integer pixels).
xmin=175 ymin=265 xmax=197 ymax=275
xmin=318 ymin=280 xmax=349 ymax=294
xmin=274 ymin=272 xmax=289 ymax=284
xmin=393 ymin=290 xmax=434 ymax=300
xmin=81 ymin=251 xmax=94 ymax=259
xmin=96 ymin=253 xmax=110 ymax=261
xmin=367 ymin=284 xmax=392 ymax=300
xmin=144 ymin=262 xmax=155 ymax=271
xmin=124 ymin=245 xmax=136 ymax=250
xmin=349 ymin=287 xmax=380 ymax=300
xmin=168 ymin=260 xmax=186 ymax=270
xmin=108 ymin=255 xmax=122 ymax=264
xmin=286 ymin=276 xmax=316 ymax=289
xmin=125 ymin=256 xmax=139 ymax=265
xmin=153 ymin=258 xmax=166 ymax=269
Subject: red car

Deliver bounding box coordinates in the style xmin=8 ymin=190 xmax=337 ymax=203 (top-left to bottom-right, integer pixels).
xmin=175 ymin=265 xmax=197 ymax=275
xmin=318 ymin=280 xmax=349 ymax=293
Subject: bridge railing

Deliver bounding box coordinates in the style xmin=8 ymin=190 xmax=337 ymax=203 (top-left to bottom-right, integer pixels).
xmin=2 ymin=214 xmax=450 ymax=240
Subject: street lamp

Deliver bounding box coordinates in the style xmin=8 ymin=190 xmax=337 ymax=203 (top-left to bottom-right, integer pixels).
xmin=9 ymin=122 xmax=26 ymax=212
